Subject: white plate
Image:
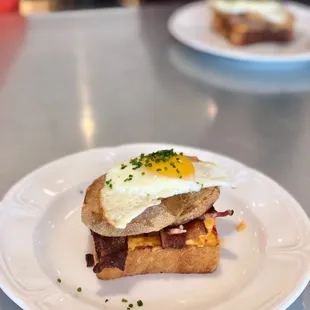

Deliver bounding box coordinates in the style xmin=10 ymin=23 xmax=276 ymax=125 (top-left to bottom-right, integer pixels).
xmin=0 ymin=143 xmax=310 ymax=310
xmin=168 ymin=1 xmax=310 ymax=62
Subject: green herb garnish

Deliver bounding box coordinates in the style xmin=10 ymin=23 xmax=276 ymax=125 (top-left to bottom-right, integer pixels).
xmin=156 ymin=168 xmax=162 ymax=172
xmin=127 ymin=149 xmax=184 ymax=172
xmin=105 ymin=299 xmax=109 ymax=303
xmin=141 ymin=172 xmax=145 ymax=175
xmin=137 ymin=300 xmax=143 ymax=307
xmin=121 ymin=164 xmax=127 ymax=170
xmin=129 ymin=304 xmax=134 ymax=308
xmin=77 ymin=287 xmax=82 ymax=292
xmin=122 ymin=298 xmax=128 ymax=303
xmin=57 ymin=278 xmax=61 ymax=283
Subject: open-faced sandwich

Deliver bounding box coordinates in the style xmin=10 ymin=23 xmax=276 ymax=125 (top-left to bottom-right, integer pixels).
xmin=82 ymin=149 xmax=234 ymax=280
xmin=211 ymin=0 xmax=295 ymax=45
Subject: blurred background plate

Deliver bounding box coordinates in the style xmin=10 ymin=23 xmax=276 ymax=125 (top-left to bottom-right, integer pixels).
xmin=168 ymin=1 xmax=310 ymax=62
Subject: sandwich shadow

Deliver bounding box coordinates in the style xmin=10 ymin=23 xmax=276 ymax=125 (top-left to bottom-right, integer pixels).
xmin=96 ymin=269 xmax=223 ymax=296
xmin=220 ymin=247 xmax=238 ymax=260
xmin=217 ymin=219 xmax=237 ymax=238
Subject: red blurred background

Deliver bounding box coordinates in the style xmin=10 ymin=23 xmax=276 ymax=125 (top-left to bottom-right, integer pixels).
xmin=0 ymin=0 xmax=19 ymax=13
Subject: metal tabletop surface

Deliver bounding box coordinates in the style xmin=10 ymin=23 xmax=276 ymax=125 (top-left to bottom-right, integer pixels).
xmin=0 ymin=5 xmax=310 ymax=310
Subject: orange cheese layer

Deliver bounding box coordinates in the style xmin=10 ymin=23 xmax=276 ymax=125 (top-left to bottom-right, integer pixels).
xmin=186 ymin=218 xmax=218 ymax=247
xmin=128 ymin=236 xmax=161 ymax=251
xmin=128 ymin=218 xmax=218 ymax=250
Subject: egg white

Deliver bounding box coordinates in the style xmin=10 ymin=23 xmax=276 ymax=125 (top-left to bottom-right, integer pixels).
xmin=101 ymin=160 xmax=233 ymax=228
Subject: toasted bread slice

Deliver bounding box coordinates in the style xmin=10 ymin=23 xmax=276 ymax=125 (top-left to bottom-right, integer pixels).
xmin=94 ymin=245 xmax=219 ymax=280
xmin=92 ymin=218 xmax=219 ymax=280
xmin=82 ymin=175 xmax=220 ymax=237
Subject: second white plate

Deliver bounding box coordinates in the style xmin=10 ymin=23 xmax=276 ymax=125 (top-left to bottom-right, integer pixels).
xmin=168 ymin=1 xmax=310 ymax=62
xmin=0 ymin=143 xmax=310 ymax=310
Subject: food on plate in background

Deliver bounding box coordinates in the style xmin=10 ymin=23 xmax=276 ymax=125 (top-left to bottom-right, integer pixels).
xmin=210 ymin=0 xmax=294 ymax=45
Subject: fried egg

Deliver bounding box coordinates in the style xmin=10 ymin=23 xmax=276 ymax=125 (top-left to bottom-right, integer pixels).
xmin=101 ymin=150 xmax=233 ymax=228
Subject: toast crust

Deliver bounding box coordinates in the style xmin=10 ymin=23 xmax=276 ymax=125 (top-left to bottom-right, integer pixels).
xmin=94 ymin=244 xmax=219 ymax=280
xmin=82 ymin=175 xmax=220 ymax=237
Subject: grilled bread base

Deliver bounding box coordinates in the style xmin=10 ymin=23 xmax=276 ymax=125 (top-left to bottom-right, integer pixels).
xmin=93 ymin=243 xmax=219 ymax=280
xmin=212 ymin=10 xmax=294 ymax=45
xmin=82 ymin=175 xmax=220 ymax=237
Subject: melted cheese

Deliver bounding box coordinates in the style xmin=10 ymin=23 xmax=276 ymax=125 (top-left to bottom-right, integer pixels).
xmin=186 ymin=218 xmax=218 ymax=247
xmin=128 ymin=236 xmax=161 ymax=250
xmin=128 ymin=219 xmax=218 ymax=250
xmin=237 ymin=221 xmax=247 ymax=232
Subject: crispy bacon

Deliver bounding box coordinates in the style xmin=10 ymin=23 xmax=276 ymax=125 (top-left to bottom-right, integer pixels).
xmin=85 ymin=253 xmax=95 ymax=267
xmin=160 ymin=228 xmax=186 ymax=249
xmin=202 ymin=206 xmax=234 ymax=219
xmin=92 ymin=232 xmax=128 ymax=273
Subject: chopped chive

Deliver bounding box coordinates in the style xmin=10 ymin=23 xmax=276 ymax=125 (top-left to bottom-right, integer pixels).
xmin=129 ymin=304 xmax=133 ymax=308
xmin=109 ymin=183 xmax=113 ymax=189
xmin=180 ymin=152 xmax=183 ymax=155
xmin=129 ymin=174 xmax=133 ymax=177
xmin=122 ymin=298 xmax=128 ymax=303
xmin=164 ymin=167 xmax=168 ymax=171
xmin=121 ymin=164 xmax=127 ymax=170
xmin=156 ymin=168 xmax=162 ymax=172
xmin=57 ymin=278 xmax=61 ymax=283
xmin=137 ymin=300 xmax=143 ymax=307
xmin=155 ymin=159 xmax=160 ymax=163
xmin=170 ymin=162 xmax=176 ymax=168
xmin=141 ymin=172 xmax=145 ymax=175
xmin=179 ymin=175 xmax=182 ymax=179
xmin=77 ymin=287 xmax=82 ymax=292
xmin=176 ymin=169 xmax=180 ymax=174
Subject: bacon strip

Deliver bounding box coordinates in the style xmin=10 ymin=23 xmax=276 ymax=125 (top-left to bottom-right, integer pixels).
xmin=92 ymin=232 xmax=128 ymax=273
xmin=85 ymin=253 xmax=95 ymax=267
xmin=160 ymin=229 xmax=186 ymax=249
xmin=203 ymin=206 xmax=234 ymax=218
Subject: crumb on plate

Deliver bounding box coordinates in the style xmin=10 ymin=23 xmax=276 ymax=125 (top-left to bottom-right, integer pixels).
xmin=237 ymin=221 xmax=246 ymax=232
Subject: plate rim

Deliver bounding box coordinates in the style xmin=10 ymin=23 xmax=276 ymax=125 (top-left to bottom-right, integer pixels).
xmin=1 ymin=142 xmax=310 ymax=310
xmin=167 ymin=1 xmax=310 ymax=62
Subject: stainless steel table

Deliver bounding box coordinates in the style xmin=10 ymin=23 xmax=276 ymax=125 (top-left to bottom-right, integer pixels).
xmin=0 ymin=6 xmax=310 ymax=310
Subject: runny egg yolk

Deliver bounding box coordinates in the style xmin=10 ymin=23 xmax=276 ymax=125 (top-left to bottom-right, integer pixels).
xmin=145 ymin=155 xmax=194 ymax=178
